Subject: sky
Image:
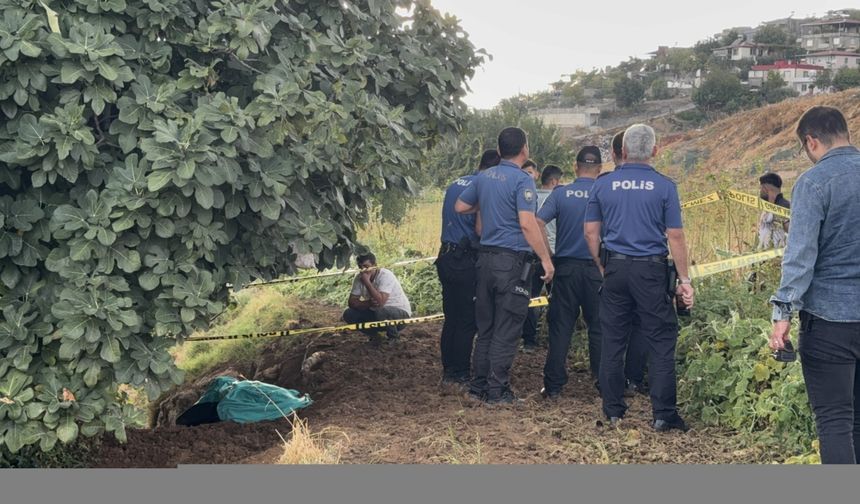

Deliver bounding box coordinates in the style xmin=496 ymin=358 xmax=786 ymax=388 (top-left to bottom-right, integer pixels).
xmin=430 ymin=0 xmax=853 ymax=109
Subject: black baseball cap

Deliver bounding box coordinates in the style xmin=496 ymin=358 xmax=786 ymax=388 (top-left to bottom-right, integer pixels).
xmin=576 ymin=146 xmax=602 ymax=164
xmin=759 ymin=172 xmax=783 ymax=188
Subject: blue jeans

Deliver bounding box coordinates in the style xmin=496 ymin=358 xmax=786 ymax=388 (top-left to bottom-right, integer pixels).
xmin=799 ymin=311 xmax=860 ymax=464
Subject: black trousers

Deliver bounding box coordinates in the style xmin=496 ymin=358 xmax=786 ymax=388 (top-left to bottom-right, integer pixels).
xmin=435 ymin=247 xmax=478 ymax=380
xmin=342 ymin=306 xmax=409 ymax=339
xmin=522 ymin=265 xmax=546 ymax=346
xmin=598 ymin=259 xmax=679 ymax=421
xmin=543 ymin=258 xmax=602 ymax=393
xmin=470 ymin=249 xmax=533 ymax=400
xmin=625 ymin=316 xmax=648 ymax=385
xmin=799 ymin=311 xmax=860 ymax=464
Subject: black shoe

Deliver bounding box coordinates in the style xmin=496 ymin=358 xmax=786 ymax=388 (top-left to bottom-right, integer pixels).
xmin=540 ymin=387 xmax=560 ymax=401
xmin=609 ymin=416 xmax=622 ymax=428
xmin=441 ymin=375 xmax=470 ymax=387
xmin=466 ymin=388 xmax=486 ymax=402
xmin=485 ymin=389 xmax=525 ymax=406
xmin=624 ymin=381 xmax=647 ymax=397
xmin=522 ymin=344 xmax=538 ymax=354
xmin=653 ymin=416 xmax=689 ymax=433
xmin=386 ymin=335 xmax=400 ymax=347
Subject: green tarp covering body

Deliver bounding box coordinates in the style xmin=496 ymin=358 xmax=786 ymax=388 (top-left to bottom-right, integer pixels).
xmin=177 ymin=376 xmax=312 ymax=426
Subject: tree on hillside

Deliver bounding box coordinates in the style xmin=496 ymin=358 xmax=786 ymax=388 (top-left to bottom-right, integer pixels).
xmin=424 ymin=105 xmax=577 ymax=188
xmin=0 ymin=0 xmax=482 ymax=454
xmin=721 ymin=29 xmax=741 ymax=47
xmin=614 ymin=77 xmax=646 ymax=109
xmin=815 ymin=69 xmax=833 ymax=92
xmin=650 ymin=78 xmax=673 ymax=100
xmin=754 ymin=25 xmax=790 ymax=46
xmin=693 ymin=71 xmax=746 ymax=111
xmin=832 ymin=68 xmax=860 ymax=91
xmin=761 ymin=72 xmax=798 ymax=104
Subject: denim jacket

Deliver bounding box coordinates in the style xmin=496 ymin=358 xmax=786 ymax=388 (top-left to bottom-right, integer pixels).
xmin=771 ymin=146 xmax=860 ymax=322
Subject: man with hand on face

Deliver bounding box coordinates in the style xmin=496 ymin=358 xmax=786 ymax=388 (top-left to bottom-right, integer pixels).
xmin=342 ymin=253 xmax=412 ymax=347
xmin=770 ymin=106 xmax=860 ymax=464
xmin=456 ymin=127 xmax=555 ymax=405
xmin=757 ymin=172 xmax=791 ymax=250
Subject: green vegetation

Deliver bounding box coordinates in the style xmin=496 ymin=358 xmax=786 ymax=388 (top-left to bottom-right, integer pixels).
xmin=175 ymin=288 xmax=299 ymax=381
xmin=694 ymin=71 xmax=747 ymax=112
xmin=0 ymin=0 xmax=483 ymax=454
xmin=615 ymin=77 xmax=646 ymax=109
xmin=422 ymin=105 xmax=576 ymax=189
xmin=832 ymin=68 xmax=860 ymax=92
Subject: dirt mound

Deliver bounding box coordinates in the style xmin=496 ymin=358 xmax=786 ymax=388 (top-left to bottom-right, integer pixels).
xmin=94 ymin=299 xmax=766 ymax=466
xmin=662 ymin=89 xmax=860 ymax=188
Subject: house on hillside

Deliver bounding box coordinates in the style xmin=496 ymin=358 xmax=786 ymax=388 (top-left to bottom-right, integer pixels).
xmin=531 ymin=107 xmax=602 ymax=129
xmin=761 ymin=16 xmax=814 ymax=41
xmin=748 ymin=61 xmax=825 ymax=94
xmin=712 ymin=38 xmax=782 ymax=62
xmin=803 ymin=50 xmax=860 ymax=71
xmin=800 ymin=19 xmax=860 ymax=52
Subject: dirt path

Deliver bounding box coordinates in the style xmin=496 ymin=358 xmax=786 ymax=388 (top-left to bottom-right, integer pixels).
xmin=95 ymin=301 xmax=763 ymax=466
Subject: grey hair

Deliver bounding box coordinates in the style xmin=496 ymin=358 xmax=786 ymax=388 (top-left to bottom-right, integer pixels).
xmin=622 ymin=124 xmax=657 ymax=162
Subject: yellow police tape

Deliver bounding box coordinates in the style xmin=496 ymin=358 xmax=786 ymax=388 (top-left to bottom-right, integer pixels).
xmin=186 ymin=296 xmax=551 ymax=342
xmin=722 ymin=190 xmax=791 ymax=219
xmin=238 ymin=257 xmax=438 ymax=288
xmin=680 ymin=191 xmax=722 ymax=210
xmin=680 ymin=189 xmax=791 ymax=219
xmin=689 ymin=248 xmax=784 ymax=279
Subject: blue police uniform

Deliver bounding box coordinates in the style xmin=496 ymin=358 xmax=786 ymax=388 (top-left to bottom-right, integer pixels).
xmin=458 ymin=160 xmax=539 ymax=402
xmin=585 ymin=163 xmax=685 ymax=424
xmin=537 ymin=177 xmax=603 ymax=395
xmin=436 ymin=175 xmax=480 ymax=383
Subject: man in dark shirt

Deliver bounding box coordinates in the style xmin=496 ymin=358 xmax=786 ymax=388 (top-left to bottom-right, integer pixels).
xmin=436 ymin=149 xmax=500 ymax=386
xmin=585 ymin=124 xmax=694 ymax=432
xmin=537 ymin=146 xmax=603 ymax=399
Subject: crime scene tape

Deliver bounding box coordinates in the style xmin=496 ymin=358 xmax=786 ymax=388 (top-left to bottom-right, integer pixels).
xmin=722 ymin=190 xmax=791 ymax=219
xmin=689 ymin=248 xmax=784 ymax=279
xmin=680 ymin=189 xmax=791 ymax=219
xmin=186 ymin=296 xmax=550 ymax=342
xmin=680 ymin=191 xmax=721 ymax=210
xmin=236 ymin=257 xmax=437 ymax=288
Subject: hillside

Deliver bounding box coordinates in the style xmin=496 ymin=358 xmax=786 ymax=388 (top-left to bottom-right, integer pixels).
xmin=660 ymin=89 xmax=860 ymax=193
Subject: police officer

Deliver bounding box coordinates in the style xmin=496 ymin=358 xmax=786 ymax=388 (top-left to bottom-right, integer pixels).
xmin=522 ymin=165 xmax=564 ymax=353
xmin=436 ymin=149 xmax=501 ymax=386
xmin=611 ymin=131 xmax=649 ymax=397
xmin=537 ymin=147 xmax=603 ymax=400
xmin=456 ymin=127 xmax=555 ymax=405
xmin=585 ymin=124 xmax=695 ymax=431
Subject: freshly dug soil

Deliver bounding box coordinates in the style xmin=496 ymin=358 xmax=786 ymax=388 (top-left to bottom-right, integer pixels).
xmin=94 ymin=302 xmax=764 ymax=467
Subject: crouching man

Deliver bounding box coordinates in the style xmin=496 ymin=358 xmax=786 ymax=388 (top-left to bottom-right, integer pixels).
xmin=342 ymin=253 xmax=413 ymax=346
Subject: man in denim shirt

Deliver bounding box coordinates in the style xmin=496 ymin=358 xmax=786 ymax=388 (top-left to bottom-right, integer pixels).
xmin=769 ymin=106 xmax=860 ymax=464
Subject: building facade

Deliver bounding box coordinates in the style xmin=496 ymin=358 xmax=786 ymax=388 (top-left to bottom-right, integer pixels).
xmin=748 ymin=61 xmax=825 ymax=94
xmin=800 ymin=19 xmax=860 ymax=52
xmin=803 ymin=50 xmax=860 ymax=71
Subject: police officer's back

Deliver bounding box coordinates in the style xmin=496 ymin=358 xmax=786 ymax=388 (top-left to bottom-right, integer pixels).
xmin=436 ymin=149 xmax=500 ymax=386
xmin=455 ymin=127 xmax=554 ymax=405
xmin=584 ymin=124 xmax=694 ymax=431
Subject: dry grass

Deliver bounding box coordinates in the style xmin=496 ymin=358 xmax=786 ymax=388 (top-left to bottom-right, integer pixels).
xmin=277 ymin=415 xmax=347 ymax=465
